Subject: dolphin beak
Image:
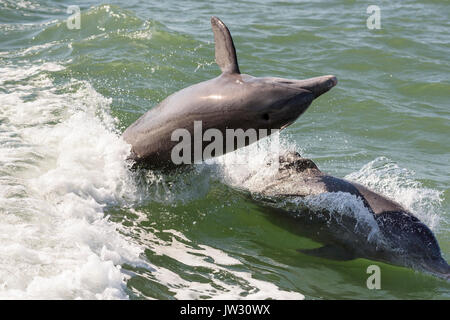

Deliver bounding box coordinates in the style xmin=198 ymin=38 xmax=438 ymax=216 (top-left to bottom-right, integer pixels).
xmin=297 ymin=75 xmax=337 ymax=98
xmin=421 ymin=258 xmax=450 ymax=281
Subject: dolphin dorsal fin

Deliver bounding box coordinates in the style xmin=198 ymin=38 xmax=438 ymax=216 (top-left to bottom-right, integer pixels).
xmin=211 ymin=16 xmax=240 ymax=74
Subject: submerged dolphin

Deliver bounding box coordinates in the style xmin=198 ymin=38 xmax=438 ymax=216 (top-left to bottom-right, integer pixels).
xmin=241 ymin=151 xmax=450 ymax=280
xmin=122 ymin=17 xmax=336 ymax=168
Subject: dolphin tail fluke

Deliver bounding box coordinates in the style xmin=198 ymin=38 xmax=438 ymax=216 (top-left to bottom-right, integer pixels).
xmin=298 ymin=245 xmax=356 ymax=261
xmin=211 ymin=16 xmax=240 ymax=74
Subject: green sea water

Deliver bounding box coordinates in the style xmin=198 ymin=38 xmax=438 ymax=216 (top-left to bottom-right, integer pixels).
xmin=0 ymin=0 xmax=449 ymax=299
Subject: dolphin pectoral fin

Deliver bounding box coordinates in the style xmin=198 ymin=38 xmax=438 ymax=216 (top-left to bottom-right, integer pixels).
xmin=298 ymin=245 xmax=356 ymax=261
xmin=211 ymin=16 xmax=240 ymax=74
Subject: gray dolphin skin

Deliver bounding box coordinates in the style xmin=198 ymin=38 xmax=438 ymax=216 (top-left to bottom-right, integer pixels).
xmin=245 ymin=151 xmax=450 ymax=280
xmin=122 ymin=17 xmax=337 ymax=168
xmin=121 ymin=16 xmax=449 ymax=281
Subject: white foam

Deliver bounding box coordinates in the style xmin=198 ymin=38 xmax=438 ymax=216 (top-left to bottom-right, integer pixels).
xmin=129 ymin=223 xmax=304 ymax=300
xmin=0 ymin=64 xmax=148 ymax=299
xmin=288 ymin=192 xmax=380 ymax=242
xmin=210 ymin=131 xmax=296 ymax=191
xmin=0 ymin=62 xmax=64 ymax=85
xmin=345 ymin=156 xmax=442 ymax=230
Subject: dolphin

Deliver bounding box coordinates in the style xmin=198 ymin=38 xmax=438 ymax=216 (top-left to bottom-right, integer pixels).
xmin=122 ymin=17 xmax=337 ymax=169
xmin=239 ymin=151 xmax=450 ymax=280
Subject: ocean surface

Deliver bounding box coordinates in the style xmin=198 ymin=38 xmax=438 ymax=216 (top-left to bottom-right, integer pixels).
xmin=0 ymin=0 xmax=449 ymax=299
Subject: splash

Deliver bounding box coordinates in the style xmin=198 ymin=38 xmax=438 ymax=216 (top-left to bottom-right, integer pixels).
xmin=277 ymin=192 xmax=380 ymax=242
xmin=210 ymin=131 xmax=297 ymax=191
xmin=345 ymin=156 xmax=442 ymax=230
xmin=0 ymin=63 xmax=148 ymax=299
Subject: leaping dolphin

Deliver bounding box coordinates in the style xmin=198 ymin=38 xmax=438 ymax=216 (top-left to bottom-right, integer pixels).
xmin=240 ymin=151 xmax=450 ymax=280
xmin=122 ymin=17 xmax=337 ymax=168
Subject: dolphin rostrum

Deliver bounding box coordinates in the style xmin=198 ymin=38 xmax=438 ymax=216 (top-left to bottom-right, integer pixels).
xmin=122 ymin=17 xmax=337 ymax=168
xmin=239 ymin=151 xmax=450 ymax=280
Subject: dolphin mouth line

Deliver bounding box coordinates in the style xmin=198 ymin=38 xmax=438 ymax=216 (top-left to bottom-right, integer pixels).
xmin=421 ymin=262 xmax=450 ymax=281
xmin=301 ymin=75 xmax=338 ymax=98
xmin=269 ymin=74 xmax=338 ymax=99
xmin=280 ymin=121 xmax=294 ymax=131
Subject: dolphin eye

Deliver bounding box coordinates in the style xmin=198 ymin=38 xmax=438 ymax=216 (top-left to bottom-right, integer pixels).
xmin=262 ymin=113 xmax=270 ymax=121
